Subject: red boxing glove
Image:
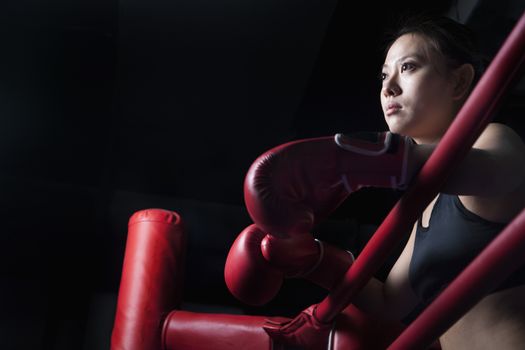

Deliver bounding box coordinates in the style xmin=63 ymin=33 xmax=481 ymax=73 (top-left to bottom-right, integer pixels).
xmin=244 ymin=131 xmax=412 ymax=238
xmin=263 ymin=304 xmax=331 ymax=350
xmin=224 ymin=224 xmax=284 ymax=306
xmin=261 ymin=234 xmax=354 ymax=290
xmin=224 ymin=225 xmax=354 ymax=305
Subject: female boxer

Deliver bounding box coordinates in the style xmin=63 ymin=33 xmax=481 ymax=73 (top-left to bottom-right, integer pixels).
xmin=352 ymin=14 xmax=525 ymax=349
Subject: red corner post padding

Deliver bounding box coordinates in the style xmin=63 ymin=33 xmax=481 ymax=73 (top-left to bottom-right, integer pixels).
xmin=162 ymin=311 xmax=282 ymax=350
xmin=162 ymin=305 xmax=410 ymax=350
xmin=111 ymin=209 xmax=187 ymax=350
xmin=109 ymin=208 xmax=438 ymax=349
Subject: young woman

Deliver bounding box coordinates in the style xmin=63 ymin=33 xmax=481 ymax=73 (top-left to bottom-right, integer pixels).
xmin=238 ymin=13 xmax=525 ymax=350
xmin=352 ymin=14 xmax=525 ymax=349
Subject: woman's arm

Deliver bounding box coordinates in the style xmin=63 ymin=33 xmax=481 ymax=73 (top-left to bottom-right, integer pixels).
xmin=408 ymin=123 xmax=525 ymax=197
xmin=351 ymin=223 xmax=421 ymax=321
xmin=407 ymin=123 xmax=525 ymax=222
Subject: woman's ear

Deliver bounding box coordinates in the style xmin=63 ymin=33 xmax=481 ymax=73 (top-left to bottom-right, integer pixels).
xmin=452 ymin=63 xmax=475 ymax=100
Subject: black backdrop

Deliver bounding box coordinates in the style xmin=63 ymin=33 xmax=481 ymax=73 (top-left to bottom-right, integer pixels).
xmin=0 ymin=0 xmax=524 ymax=349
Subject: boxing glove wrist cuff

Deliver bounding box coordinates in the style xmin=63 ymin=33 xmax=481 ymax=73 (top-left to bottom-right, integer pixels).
xmin=346 ymin=249 xmax=355 ymax=262
xmin=290 ymin=239 xmax=324 ymax=278
xmin=295 ymin=239 xmax=356 ymax=279
xmin=334 ymin=131 xmax=413 ymax=191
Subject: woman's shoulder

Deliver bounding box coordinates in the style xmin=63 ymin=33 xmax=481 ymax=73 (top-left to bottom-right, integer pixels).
xmin=484 ymin=122 xmax=522 ymax=135
xmin=460 ymin=123 xmax=525 ymax=223
xmin=474 ymin=122 xmax=525 ymax=156
xmin=477 ymin=122 xmax=524 ymax=143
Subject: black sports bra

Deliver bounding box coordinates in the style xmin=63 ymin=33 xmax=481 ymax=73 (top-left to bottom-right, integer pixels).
xmin=409 ymin=193 xmax=525 ymax=302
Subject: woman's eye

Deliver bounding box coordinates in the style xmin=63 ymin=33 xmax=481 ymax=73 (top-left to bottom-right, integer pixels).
xmin=401 ymin=62 xmax=415 ymax=73
xmin=380 ymin=72 xmax=387 ymax=81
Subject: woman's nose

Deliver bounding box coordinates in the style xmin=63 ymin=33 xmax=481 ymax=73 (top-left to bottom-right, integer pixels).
xmin=383 ymin=78 xmax=401 ymax=97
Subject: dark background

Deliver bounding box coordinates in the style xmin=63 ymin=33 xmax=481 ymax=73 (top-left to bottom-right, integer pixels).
xmin=0 ymin=0 xmax=524 ymax=349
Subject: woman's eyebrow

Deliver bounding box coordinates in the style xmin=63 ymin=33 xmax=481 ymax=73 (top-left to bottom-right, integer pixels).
xmin=382 ymin=54 xmax=426 ymax=68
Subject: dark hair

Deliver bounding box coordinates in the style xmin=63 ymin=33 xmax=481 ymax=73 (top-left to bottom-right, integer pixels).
xmin=383 ymin=13 xmax=487 ymax=85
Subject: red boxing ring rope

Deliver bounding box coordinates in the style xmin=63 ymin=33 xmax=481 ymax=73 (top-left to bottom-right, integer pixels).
xmin=315 ymin=9 xmax=525 ymax=346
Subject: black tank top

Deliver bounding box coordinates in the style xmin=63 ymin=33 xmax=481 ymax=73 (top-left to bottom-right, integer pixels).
xmin=409 ymin=193 xmax=525 ymax=302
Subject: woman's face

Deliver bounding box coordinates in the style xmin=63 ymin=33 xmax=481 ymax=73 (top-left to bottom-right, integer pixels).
xmin=380 ymin=33 xmax=457 ymax=143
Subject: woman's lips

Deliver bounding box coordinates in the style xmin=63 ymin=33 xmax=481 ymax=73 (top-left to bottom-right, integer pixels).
xmin=386 ymin=103 xmax=402 ymax=116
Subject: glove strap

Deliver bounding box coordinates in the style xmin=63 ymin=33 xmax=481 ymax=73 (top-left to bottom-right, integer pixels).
xmin=297 ymin=239 xmax=355 ymax=279
xmin=334 ymin=131 xmax=413 ymax=191
xmin=292 ymin=239 xmax=324 ymax=278
xmin=334 ymin=132 xmax=394 ymax=156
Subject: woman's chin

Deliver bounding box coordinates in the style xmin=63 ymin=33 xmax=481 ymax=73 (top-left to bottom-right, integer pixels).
xmin=386 ymin=123 xmax=410 ymax=136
